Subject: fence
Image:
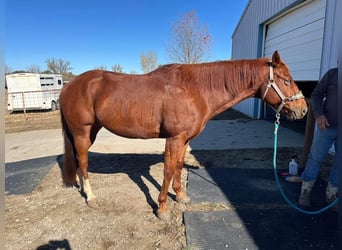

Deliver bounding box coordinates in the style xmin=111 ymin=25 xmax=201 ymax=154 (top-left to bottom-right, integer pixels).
xmin=7 ymin=89 xmax=61 ymax=113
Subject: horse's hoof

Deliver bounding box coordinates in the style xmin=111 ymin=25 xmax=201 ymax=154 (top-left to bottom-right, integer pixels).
xmin=86 ymin=199 xmax=97 ymax=208
xmin=176 ymin=195 xmax=190 ymax=204
xmin=157 ymin=210 xmax=171 ymax=221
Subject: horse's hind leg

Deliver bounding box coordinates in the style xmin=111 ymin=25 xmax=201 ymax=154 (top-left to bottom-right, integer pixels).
xmin=74 ymin=124 xmax=101 ymax=207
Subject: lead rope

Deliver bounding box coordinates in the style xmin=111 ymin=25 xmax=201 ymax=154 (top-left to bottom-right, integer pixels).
xmin=273 ymin=114 xmax=339 ymax=214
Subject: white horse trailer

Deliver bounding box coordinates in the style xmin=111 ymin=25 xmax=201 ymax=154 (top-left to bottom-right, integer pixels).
xmin=6 ymin=73 xmax=64 ymax=112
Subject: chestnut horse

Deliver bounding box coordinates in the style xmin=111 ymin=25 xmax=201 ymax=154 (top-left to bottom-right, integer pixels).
xmin=59 ymin=51 xmax=307 ymax=220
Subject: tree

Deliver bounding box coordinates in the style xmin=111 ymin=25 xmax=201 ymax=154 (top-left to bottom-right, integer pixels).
xmin=94 ymin=65 xmax=108 ymax=71
xmin=62 ymin=72 xmax=76 ymax=81
xmin=167 ymin=10 xmax=212 ymax=64
xmin=26 ymin=65 xmax=41 ymax=73
xmin=140 ymin=51 xmax=158 ymax=73
xmin=111 ymin=64 xmax=123 ymax=73
xmin=46 ymin=57 xmax=72 ymax=74
xmin=11 ymin=70 xmax=27 ymax=74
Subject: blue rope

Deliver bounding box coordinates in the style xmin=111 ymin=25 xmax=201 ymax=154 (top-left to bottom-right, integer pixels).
xmin=273 ymin=122 xmax=338 ymax=215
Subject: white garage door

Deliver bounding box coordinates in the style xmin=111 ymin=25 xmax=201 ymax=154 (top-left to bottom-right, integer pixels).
xmin=264 ymin=0 xmax=326 ymax=81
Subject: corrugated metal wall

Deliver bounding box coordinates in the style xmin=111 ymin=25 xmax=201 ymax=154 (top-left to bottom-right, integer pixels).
xmin=320 ymin=0 xmax=338 ymax=75
xmin=263 ymin=0 xmax=326 ymax=81
xmin=232 ymin=0 xmax=300 ymax=59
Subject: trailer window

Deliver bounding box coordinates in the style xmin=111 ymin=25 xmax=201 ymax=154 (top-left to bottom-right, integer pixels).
xmin=58 ymin=80 xmax=62 ymax=85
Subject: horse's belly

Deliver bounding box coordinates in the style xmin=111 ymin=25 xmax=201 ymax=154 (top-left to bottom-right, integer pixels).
xmin=102 ymin=118 xmax=162 ymax=139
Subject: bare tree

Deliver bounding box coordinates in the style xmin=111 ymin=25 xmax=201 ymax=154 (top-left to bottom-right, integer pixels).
xmin=111 ymin=64 xmax=123 ymax=73
xmin=94 ymin=65 xmax=108 ymax=71
xmin=140 ymin=51 xmax=157 ymax=73
xmin=26 ymin=65 xmax=41 ymax=73
xmin=46 ymin=58 xmax=72 ymax=74
xmin=167 ymin=10 xmax=212 ymax=64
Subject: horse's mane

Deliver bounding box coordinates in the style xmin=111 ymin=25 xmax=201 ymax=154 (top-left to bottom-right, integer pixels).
xmin=160 ymin=59 xmax=269 ymax=97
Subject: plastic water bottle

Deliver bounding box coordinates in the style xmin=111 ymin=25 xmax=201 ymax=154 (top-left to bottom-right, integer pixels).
xmin=289 ymin=156 xmax=298 ymax=175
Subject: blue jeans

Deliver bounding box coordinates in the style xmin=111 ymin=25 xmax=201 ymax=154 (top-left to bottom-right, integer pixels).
xmin=301 ymin=124 xmax=338 ymax=187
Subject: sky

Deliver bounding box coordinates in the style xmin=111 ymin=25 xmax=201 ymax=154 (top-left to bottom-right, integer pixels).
xmin=5 ymin=0 xmax=248 ymax=75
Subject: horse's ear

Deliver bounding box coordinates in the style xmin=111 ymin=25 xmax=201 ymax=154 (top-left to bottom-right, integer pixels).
xmin=272 ymin=51 xmax=281 ymax=67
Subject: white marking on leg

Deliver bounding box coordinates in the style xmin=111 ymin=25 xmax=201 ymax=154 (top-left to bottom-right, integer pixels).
xmin=83 ymin=178 xmax=96 ymax=201
xmin=75 ymin=169 xmax=82 ymax=190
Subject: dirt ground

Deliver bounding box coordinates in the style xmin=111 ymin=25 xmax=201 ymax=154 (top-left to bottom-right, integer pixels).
xmin=5 ymin=110 xmax=62 ymax=134
xmin=5 ymin=109 xmax=323 ymax=250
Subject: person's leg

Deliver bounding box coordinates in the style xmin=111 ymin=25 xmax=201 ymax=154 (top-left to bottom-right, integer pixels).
xmin=301 ymin=126 xmax=336 ymax=182
xmin=299 ymin=125 xmax=336 ymax=207
xmin=328 ymin=131 xmax=338 ymax=187
xmin=327 ymin=132 xmax=338 ymax=205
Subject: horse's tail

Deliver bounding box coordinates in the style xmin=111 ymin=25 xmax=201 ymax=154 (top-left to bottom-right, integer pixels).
xmin=61 ymin=110 xmax=78 ymax=186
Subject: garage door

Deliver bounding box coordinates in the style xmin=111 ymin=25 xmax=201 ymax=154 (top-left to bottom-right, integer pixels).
xmin=264 ymin=0 xmax=326 ymax=81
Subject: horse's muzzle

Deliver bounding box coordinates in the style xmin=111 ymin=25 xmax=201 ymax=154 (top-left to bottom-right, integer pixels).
xmin=288 ymin=107 xmax=307 ymax=120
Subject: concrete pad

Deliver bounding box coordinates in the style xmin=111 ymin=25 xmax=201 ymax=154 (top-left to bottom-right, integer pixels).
xmin=5 ymin=119 xmax=304 ymax=163
xmin=5 ymin=129 xmax=64 ymax=163
xmin=190 ymin=120 xmax=304 ymax=150
xmin=5 ymin=128 xmax=165 ymax=163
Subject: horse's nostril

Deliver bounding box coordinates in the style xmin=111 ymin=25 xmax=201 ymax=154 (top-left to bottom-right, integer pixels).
xmin=303 ymin=108 xmax=307 ymax=115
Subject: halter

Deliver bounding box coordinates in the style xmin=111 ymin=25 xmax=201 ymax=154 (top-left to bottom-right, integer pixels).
xmin=262 ymin=63 xmax=305 ymax=115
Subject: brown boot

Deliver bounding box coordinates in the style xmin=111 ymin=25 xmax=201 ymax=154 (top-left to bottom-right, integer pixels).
xmin=298 ymin=180 xmax=315 ymax=208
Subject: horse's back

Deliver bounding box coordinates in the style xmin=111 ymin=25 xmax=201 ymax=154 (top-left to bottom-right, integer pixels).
xmin=60 ymin=70 xmax=166 ymax=137
xmin=59 ymin=68 xmax=208 ymax=140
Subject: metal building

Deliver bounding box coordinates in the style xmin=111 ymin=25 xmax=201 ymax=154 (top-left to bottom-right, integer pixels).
xmin=231 ymin=0 xmax=338 ymax=118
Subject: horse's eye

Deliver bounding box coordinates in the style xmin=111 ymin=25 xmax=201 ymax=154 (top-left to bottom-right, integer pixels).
xmin=284 ymin=79 xmax=292 ymax=85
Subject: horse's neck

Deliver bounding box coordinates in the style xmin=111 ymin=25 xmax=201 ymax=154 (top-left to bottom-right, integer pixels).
xmin=207 ymin=88 xmax=257 ymax=119
xmin=201 ymin=62 xmax=265 ymax=119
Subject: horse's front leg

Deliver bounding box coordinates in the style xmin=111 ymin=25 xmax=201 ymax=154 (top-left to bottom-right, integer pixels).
xmin=157 ymin=135 xmax=186 ymax=220
xmin=173 ymin=142 xmax=190 ymax=204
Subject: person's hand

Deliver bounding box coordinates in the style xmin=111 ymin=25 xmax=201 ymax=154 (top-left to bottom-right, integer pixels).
xmin=316 ymin=115 xmax=330 ymax=129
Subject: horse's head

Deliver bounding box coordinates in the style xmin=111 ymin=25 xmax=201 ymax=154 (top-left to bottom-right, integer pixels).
xmin=261 ymin=51 xmax=307 ymax=120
